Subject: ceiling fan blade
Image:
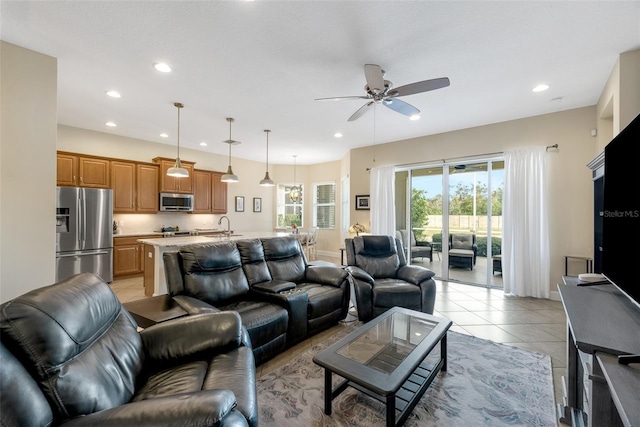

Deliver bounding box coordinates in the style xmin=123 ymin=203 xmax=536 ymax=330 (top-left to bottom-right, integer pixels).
xmin=315 ymin=95 xmax=370 ymax=101
xmin=364 ymin=64 xmax=385 ymax=94
xmin=348 ymin=101 xmax=374 ymax=122
xmin=387 ymin=77 xmax=450 ymax=97
xmin=382 ymin=98 xmax=420 ymax=117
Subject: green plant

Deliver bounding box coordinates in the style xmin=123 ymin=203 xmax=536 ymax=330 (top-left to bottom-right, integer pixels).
xmin=475 ymin=236 xmax=502 ymax=258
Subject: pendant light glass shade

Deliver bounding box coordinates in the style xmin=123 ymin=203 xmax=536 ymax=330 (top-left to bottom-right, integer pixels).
xmin=289 ymin=155 xmax=301 ymax=203
xmin=221 ymin=117 xmax=240 ymax=183
xmin=167 ymin=102 xmax=189 ymax=178
xmin=259 ymin=129 xmax=275 ymax=186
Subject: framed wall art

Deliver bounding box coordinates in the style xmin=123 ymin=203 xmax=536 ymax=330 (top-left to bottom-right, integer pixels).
xmin=235 ymin=196 xmax=245 ymax=212
xmin=253 ymin=197 xmax=262 ymax=213
xmin=355 ymin=195 xmax=370 ymax=210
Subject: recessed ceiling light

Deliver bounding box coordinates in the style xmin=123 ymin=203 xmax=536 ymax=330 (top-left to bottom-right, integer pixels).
xmin=105 ymin=122 xmax=117 ymax=127
xmin=159 ymin=133 xmax=169 ymax=138
xmin=410 ymin=114 xmax=420 ymax=120
xmin=105 ymin=90 xmax=121 ymax=98
xmin=200 ymin=142 xmax=208 ymax=146
xmin=532 ymin=84 xmax=549 ymax=92
xmin=154 ymin=62 xmax=172 ymax=73
xmin=334 ymin=132 xmax=343 ymax=138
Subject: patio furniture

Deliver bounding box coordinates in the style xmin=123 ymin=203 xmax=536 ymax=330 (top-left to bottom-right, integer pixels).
xmin=396 ymin=229 xmax=433 ymax=262
xmin=493 ymin=254 xmax=502 ymax=274
xmin=448 ymin=234 xmax=477 ymax=270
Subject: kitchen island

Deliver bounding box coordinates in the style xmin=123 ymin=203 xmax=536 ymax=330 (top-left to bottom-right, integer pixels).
xmin=138 ymin=232 xmax=302 ymax=296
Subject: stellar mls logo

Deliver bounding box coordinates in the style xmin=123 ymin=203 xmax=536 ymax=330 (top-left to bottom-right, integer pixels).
xmin=603 ymin=210 xmax=640 ymax=218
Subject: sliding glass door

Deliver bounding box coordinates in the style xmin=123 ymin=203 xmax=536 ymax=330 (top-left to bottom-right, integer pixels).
xmin=396 ymin=158 xmax=503 ymax=288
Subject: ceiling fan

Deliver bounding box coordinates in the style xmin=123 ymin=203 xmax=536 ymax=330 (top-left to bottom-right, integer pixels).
xmin=315 ymin=64 xmax=450 ymax=121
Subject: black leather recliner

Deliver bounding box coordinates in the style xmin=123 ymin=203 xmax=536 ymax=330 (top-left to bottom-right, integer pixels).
xmin=345 ymin=235 xmax=437 ymax=322
xmin=0 ymin=273 xmax=257 ymax=427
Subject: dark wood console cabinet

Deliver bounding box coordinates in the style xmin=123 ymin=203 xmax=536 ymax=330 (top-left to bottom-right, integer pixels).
xmin=558 ymin=283 xmax=640 ymax=427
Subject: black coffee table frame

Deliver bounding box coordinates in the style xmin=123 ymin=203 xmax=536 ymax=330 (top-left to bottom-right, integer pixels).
xmin=313 ymin=307 xmax=451 ymax=427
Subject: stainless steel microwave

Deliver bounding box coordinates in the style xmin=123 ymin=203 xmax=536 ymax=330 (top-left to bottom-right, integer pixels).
xmin=160 ymin=193 xmax=194 ymax=212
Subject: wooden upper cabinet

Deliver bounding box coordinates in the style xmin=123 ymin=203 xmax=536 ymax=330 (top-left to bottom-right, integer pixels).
xmin=78 ymin=157 xmax=110 ymax=188
xmin=111 ymin=161 xmax=159 ymax=214
xmin=212 ymin=171 xmax=228 ymax=214
xmin=153 ymin=157 xmax=195 ymax=194
xmin=111 ymin=161 xmax=136 ymax=212
xmin=57 ymin=153 xmax=109 ymax=188
xmin=193 ymin=170 xmax=212 ymax=213
xmin=136 ymin=164 xmax=159 ymax=213
xmin=57 ymin=153 xmax=78 ymax=186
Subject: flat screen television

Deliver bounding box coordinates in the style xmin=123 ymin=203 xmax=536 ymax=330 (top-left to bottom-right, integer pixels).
xmin=601 ymin=112 xmax=640 ymax=310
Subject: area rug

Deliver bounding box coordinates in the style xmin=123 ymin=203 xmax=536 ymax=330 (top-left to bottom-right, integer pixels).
xmin=257 ymin=324 xmax=556 ymax=426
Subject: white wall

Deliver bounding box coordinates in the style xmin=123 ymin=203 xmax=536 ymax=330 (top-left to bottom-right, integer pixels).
xmin=1 ymin=42 xmax=57 ymax=302
xmin=348 ymin=107 xmax=598 ymax=292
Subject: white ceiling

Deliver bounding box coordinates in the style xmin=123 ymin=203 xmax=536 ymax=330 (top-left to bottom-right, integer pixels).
xmin=2 ymin=1 xmax=639 ymax=165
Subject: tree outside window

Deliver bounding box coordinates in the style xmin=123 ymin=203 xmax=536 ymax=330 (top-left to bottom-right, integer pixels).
xmin=276 ymin=184 xmax=303 ymax=227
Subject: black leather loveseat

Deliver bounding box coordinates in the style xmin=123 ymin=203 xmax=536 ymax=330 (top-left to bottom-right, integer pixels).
xmin=0 ymin=273 xmax=257 ymax=427
xmin=163 ymin=236 xmax=350 ymax=365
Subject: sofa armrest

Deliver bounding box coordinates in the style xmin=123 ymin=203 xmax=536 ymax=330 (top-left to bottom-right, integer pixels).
xmin=60 ymin=389 xmax=241 ymax=427
xmin=141 ymin=312 xmax=243 ymax=365
xmin=397 ymin=265 xmax=435 ymax=285
xmin=345 ymin=266 xmax=374 ymax=285
xmin=306 ymin=265 xmax=349 ymax=287
xmin=173 ymin=295 xmax=221 ymax=315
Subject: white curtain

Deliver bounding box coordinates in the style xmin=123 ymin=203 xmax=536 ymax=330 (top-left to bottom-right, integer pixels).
xmin=370 ymin=165 xmax=395 ymax=236
xmin=502 ymin=146 xmax=550 ymax=298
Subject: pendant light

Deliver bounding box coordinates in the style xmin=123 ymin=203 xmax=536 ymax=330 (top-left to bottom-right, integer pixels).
xmin=259 ymin=129 xmax=275 ymax=186
xmin=221 ymin=117 xmax=240 ymax=183
xmin=167 ymin=102 xmax=189 ymax=178
xmin=289 ymin=155 xmax=301 ymax=203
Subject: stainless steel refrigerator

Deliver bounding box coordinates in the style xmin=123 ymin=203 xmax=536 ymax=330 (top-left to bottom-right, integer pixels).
xmin=56 ymin=187 xmax=113 ymax=283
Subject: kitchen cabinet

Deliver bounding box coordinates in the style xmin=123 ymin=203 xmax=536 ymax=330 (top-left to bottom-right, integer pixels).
xmin=192 ymin=170 xmax=228 ymax=214
xmin=212 ymin=171 xmax=227 ymax=214
xmin=113 ymin=235 xmax=160 ymax=278
xmin=111 ymin=161 xmax=159 ymax=213
xmin=193 ymin=170 xmax=212 ymax=213
xmin=57 ymin=152 xmax=110 ymax=188
xmin=153 ymin=157 xmax=195 ymax=194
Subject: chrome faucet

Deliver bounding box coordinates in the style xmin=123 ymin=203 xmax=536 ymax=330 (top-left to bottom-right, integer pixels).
xmin=218 ymin=216 xmax=231 ymax=237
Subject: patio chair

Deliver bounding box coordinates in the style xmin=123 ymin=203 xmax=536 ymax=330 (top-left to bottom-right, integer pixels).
xmin=449 ymin=234 xmax=477 ymax=270
xmin=396 ymin=229 xmax=433 ymax=262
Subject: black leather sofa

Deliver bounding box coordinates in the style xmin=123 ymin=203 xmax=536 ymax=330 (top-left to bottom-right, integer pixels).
xmin=0 ymin=273 xmax=257 ymax=427
xmin=345 ymin=235 xmax=437 ymax=322
xmin=163 ymin=236 xmax=350 ymax=365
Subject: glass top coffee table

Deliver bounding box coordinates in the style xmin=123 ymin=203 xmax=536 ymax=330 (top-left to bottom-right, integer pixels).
xmin=313 ymin=307 xmax=452 ymax=427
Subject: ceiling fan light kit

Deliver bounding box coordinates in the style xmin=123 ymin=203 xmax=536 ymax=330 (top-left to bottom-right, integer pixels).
xmin=221 ymin=117 xmax=240 ymax=183
xmin=167 ymin=102 xmax=190 ymax=178
xmin=315 ymin=64 xmax=450 ymax=122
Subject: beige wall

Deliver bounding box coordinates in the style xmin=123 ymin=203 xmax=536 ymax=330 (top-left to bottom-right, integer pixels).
xmin=1 ymin=42 xmax=57 ymax=302
xmin=349 ymin=107 xmax=598 ymax=291
xmin=596 ymin=48 xmax=640 ymax=153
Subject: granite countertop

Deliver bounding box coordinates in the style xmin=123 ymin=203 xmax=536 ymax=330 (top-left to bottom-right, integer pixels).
xmin=138 ymin=231 xmax=295 ymax=248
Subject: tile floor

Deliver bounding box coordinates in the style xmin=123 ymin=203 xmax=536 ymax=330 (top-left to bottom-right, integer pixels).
xmin=111 ymin=275 xmax=568 ymax=425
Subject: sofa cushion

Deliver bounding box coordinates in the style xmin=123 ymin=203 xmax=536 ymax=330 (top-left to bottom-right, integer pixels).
xmin=372 ymin=278 xmax=422 ymax=310
xmin=298 ymin=283 xmax=344 ymax=319
xmin=180 ymin=243 xmax=250 ymax=305
xmin=262 ymin=237 xmax=306 ymax=283
xmin=133 ymin=361 xmax=207 ymax=401
xmin=353 ymin=236 xmax=400 ymax=278
xmin=452 ymin=234 xmax=473 ymax=250
xmin=237 ymin=239 xmax=272 ymax=285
